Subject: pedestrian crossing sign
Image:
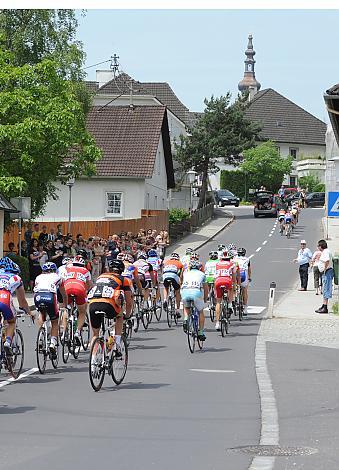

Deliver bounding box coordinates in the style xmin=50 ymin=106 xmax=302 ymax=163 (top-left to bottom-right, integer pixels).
xmin=328 ymin=192 xmax=339 ymax=217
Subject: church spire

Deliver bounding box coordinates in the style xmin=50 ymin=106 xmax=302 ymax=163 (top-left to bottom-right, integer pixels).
xmin=238 ymin=34 xmax=261 ymax=97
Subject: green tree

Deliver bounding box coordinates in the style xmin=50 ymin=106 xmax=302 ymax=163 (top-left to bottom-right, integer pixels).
xmin=241 ymin=141 xmax=292 ymax=192
xmin=0 ymin=51 xmax=101 ymax=216
xmin=175 ymin=94 xmax=260 ymax=209
xmin=298 ymin=175 xmax=321 ymax=192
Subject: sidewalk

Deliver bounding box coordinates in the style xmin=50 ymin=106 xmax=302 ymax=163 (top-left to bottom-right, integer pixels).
xmin=169 ymin=208 xmax=234 ymax=257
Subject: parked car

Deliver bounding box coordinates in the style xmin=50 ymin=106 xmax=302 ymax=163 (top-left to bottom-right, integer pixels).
xmin=305 ymin=192 xmax=325 ymax=207
xmin=285 ymin=191 xmax=302 ymax=204
xmin=214 ymin=190 xmax=240 ymax=207
xmin=254 ymin=191 xmax=284 ymax=218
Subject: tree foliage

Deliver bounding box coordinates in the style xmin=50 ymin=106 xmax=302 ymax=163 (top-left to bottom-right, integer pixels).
xmin=0 ymin=51 xmax=101 ymax=216
xmin=175 ymin=94 xmax=261 ymax=208
xmin=241 ymin=141 xmax=292 ymax=192
xmin=298 ymin=175 xmax=322 ymax=192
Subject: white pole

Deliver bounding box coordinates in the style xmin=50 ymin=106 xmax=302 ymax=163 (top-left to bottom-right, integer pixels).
xmin=267 ymin=281 xmax=276 ymax=319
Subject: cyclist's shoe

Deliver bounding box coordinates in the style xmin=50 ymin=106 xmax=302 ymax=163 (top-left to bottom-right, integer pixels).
xmin=198 ymin=331 xmax=206 ymax=341
xmin=243 ymin=306 xmax=248 ymax=316
xmin=49 ymin=344 xmax=57 ymax=360
xmin=4 ymin=339 xmax=13 ymax=356
xmin=176 ymin=310 xmax=181 ymax=319
xmin=163 ymin=300 xmax=168 ymax=310
xmin=183 ymin=320 xmax=188 ymax=333
xmin=215 ymin=321 xmax=221 ymax=331
xmin=115 ymin=345 xmax=123 ymax=359
xmin=74 ymin=331 xmax=81 ymax=346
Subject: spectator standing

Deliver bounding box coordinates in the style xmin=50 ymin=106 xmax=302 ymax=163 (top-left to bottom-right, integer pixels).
xmin=24 ymin=223 xmax=33 ymax=248
xmin=294 ymin=240 xmax=312 ymax=291
xmin=38 ymin=243 xmax=48 ymax=268
xmin=32 ymin=223 xmax=40 ymax=240
xmin=311 ymin=247 xmax=322 ymax=295
xmin=54 ymin=238 xmax=66 ymax=267
xmin=65 ymin=238 xmax=77 ymax=257
xmin=7 ymin=242 xmax=16 ymax=255
xmin=20 ymin=240 xmax=28 ymax=258
xmin=56 ymin=224 xmax=63 ymax=237
xmin=38 ymin=225 xmax=49 ymax=245
xmin=278 ymin=185 xmax=285 ymax=200
xmin=47 ymin=228 xmax=56 ymax=242
xmin=316 ymin=240 xmax=334 ymax=314
xmin=29 ymin=239 xmax=43 ymax=290
xmin=92 ymin=237 xmax=104 ymax=282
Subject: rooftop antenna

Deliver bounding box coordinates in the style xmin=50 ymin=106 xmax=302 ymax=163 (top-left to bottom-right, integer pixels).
xmin=110 ymin=53 xmax=120 ymax=77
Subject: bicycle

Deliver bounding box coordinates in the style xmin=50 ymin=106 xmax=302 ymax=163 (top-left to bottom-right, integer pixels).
xmin=0 ymin=309 xmax=26 ymax=379
xmin=150 ymin=286 xmax=162 ymax=322
xmin=122 ymin=314 xmax=133 ymax=347
xmin=208 ymin=283 xmax=216 ymax=322
xmin=285 ymin=221 xmax=292 ymax=238
xmin=133 ymin=291 xmax=150 ymax=332
xmin=235 ymin=285 xmax=244 ymax=321
xmin=89 ymin=314 xmax=128 ymax=391
xmin=36 ymin=307 xmax=59 ymax=374
xmin=62 ymin=295 xmax=82 ymax=363
xmin=186 ymin=300 xmax=204 ymax=353
xmin=219 ymin=287 xmax=231 ymax=337
xmin=165 ymin=282 xmax=177 ymax=328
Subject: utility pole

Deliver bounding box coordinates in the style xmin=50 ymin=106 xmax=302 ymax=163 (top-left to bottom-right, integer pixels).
xmin=128 ymin=79 xmax=134 ymax=108
xmin=110 ymin=53 xmax=120 ymax=77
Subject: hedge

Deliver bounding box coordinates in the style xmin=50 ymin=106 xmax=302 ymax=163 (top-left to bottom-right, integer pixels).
xmin=220 ymin=170 xmax=249 ymax=200
xmin=169 ymin=208 xmax=190 ymax=225
xmin=7 ymin=253 xmax=30 ymax=289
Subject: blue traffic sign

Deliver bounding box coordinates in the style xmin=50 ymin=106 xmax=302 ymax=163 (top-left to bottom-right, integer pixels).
xmin=328 ymin=192 xmax=339 ymax=217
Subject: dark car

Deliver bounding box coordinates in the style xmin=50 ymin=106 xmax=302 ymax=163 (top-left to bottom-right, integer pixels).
xmin=254 ymin=191 xmax=284 ymax=218
xmin=305 ymin=192 xmax=325 ymax=208
xmin=214 ymin=190 xmax=240 ymax=207
xmin=285 ymin=191 xmax=302 ymax=204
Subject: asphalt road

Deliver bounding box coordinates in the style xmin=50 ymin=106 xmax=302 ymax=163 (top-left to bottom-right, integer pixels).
xmin=0 ymin=206 xmax=324 ymax=470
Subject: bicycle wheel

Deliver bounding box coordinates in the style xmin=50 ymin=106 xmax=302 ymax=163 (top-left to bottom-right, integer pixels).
xmin=154 ymin=300 xmax=162 ymax=321
xmin=51 ymin=342 xmax=59 ymax=369
xmin=89 ymin=337 xmax=105 ymax=392
xmin=36 ymin=327 xmax=47 ymax=374
xmin=170 ymin=295 xmax=177 ymax=326
xmin=238 ymin=293 xmax=243 ymax=321
xmin=133 ymin=297 xmax=141 ymax=333
xmin=81 ymin=312 xmax=90 ymax=351
xmin=209 ymin=291 xmax=215 ymax=323
xmin=123 ymin=319 xmax=133 ymax=347
xmin=62 ymin=322 xmax=70 ymax=364
xmin=10 ymin=329 xmax=24 ymax=379
xmin=187 ymin=316 xmax=196 ymax=353
xmin=166 ymin=299 xmax=172 ymax=328
xmin=111 ymin=335 xmax=128 ymax=385
xmin=141 ymin=309 xmax=150 ymax=330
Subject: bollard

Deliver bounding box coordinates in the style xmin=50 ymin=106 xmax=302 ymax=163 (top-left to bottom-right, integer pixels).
xmin=267 ymin=281 xmax=276 ymax=319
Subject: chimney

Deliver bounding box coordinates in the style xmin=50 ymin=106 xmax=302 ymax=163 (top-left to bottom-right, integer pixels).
xmin=96 ymin=69 xmax=114 ymax=88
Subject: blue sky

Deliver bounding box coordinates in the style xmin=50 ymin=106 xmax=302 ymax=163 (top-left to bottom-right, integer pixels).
xmin=77 ymin=9 xmax=339 ymax=122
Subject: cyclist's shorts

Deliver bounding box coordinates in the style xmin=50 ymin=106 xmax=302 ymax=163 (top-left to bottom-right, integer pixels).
xmin=285 ymin=218 xmax=292 ymax=224
xmin=181 ymin=289 xmax=204 ymax=312
xmin=34 ymin=291 xmax=59 ymax=321
xmin=65 ymin=286 xmax=87 ymax=306
xmin=163 ymin=275 xmax=180 ymax=291
xmin=240 ymin=271 xmax=249 ymax=288
xmin=0 ymin=290 xmax=15 ymax=321
xmin=215 ymin=277 xmax=233 ymax=298
xmin=57 ymin=289 xmax=63 ymax=304
xmin=89 ymin=302 xmax=120 ymax=329
xmin=137 ymin=274 xmax=147 ymax=289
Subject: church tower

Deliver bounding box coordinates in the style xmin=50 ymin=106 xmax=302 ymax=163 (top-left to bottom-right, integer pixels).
xmin=238 ymin=34 xmax=261 ymax=99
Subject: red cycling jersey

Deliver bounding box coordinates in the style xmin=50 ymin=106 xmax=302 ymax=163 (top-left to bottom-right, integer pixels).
xmin=63 ymin=265 xmax=91 ymax=305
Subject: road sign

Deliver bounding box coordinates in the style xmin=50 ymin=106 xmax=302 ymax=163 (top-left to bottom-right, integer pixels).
xmin=328 ymin=192 xmax=339 ymax=217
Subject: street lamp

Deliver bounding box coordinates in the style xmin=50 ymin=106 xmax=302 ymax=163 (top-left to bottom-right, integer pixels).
xmin=66 ymin=177 xmax=75 ymax=234
xmin=187 ymin=170 xmax=196 ymax=213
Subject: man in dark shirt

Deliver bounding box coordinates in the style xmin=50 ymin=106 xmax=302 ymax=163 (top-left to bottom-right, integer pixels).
xmin=39 ymin=225 xmax=49 ymax=245
xmin=53 ymin=238 xmax=67 ymax=267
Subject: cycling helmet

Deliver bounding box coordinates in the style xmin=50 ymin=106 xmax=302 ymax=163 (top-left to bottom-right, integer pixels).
xmin=148 ymin=249 xmax=157 ymax=258
xmin=218 ymin=244 xmax=226 ymax=251
xmin=209 ymin=251 xmax=219 ymax=260
xmin=0 ymin=257 xmax=21 ymax=274
xmin=62 ymin=257 xmax=72 ymax=265
xmin=189 ymin=259 xmax=200 ymax=270
xmin=117 ymin=252 xmax=125 ymax=261
xmin=108 ymin=259 xmax=125 ymax=274
xmin=77 ymin=249 xmax=88 ymax=259
xmin=42 ymin=262 xmax=57 ymax=272
xmin=137 ymin=251 xmax=147 ymax=260
xmin=73 ymin=255 xmax=86 ymax=267
xmin=124 ymin=253 xmax=134 ymax=263
xmin=170 ymin=252 xmax=180 ymax=260
xmin=230 ymin=250 xmax=237 ymax=258
xmin=190 ymin=252 xmax=199 ymax=260
xmin=185 ymin=247 xmax=193 ymax=255
xmin=237 ymin=247 xmax=246 ymax=257
xmin=228 ymin=243 xmax=236 ymax=251
xmin=220 ymin=250 xmax=230 ymax=260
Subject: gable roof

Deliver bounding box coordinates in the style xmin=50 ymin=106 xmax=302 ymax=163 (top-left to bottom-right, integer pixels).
xmin=0 ymin=194 xmax=18 ymax=213
xmin=86 ymin=105 xmax=175 ymax=188
xmin=92 ymin=73 xmax=191 ymax=126
xmin=245 ymin=88 xmax=326 ymax=146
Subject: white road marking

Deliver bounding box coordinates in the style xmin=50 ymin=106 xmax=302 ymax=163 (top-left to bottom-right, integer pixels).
xmin=0 ymin=367 xmax=38 ymax=388
xmin=189 ymin=369 xmax=236 ymax=373
xmin=249 ymin=254 xmax=255 ymax=259
xmin=247 ymin=306 xmax=266 ymax=314
xmin=262 ymin=240 xmax=267 ymax=245
xmin=268 ymin=234 xmax=273 ymax=237
xmin=256 ymin=247 xmax=262 ymax=253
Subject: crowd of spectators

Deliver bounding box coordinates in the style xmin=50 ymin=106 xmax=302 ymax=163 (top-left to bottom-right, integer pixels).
xmin=5 ymin=223 xmax=170 ymax=289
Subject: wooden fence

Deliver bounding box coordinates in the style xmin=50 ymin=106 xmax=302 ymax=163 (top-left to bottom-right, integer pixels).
xmin=3 ymin=210 xmax=169 ymax=250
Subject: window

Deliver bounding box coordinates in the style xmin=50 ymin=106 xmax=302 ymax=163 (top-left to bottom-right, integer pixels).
xmin=289 ymin=148 xmax=298 ymax=159
xmin=105 ymin=192 xmax=123 ymax=217
xmin=289 ymin=176 xmax=297 ymax=187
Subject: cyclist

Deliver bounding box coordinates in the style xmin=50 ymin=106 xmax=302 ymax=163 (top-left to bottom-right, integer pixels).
xmin=214 ymin=250 xmax=237 ymax=331
xmin=88 ymin=259 xmax=132 ymax=354
xmin=121 ymin=253 xmax=142 ymax=292
xmin=181 ymin=247 xmax=193 ymax=272
xmin=291 ymin=203 xmax=298 ymax=225
xmin=34 ymin=262 xmax=68 ymax=358
xmin=278 ymin=208 xmax=286 ymax=234
xmin=63 ymin=255 xmax=93 ymax=345
xmin=147 ymin=249 xmax=162 ymax=306
xmin=162 ymin=252 xmax=183 ymax=318
xmin=284 ymin=209 xmax=293 ymax=236
xmin=0 ymin=257 xmax=33 ymax=355
xmin=235 ymin=248 xmax=252 ymax=316
xmin=181 ymin=259 xmax=208 ymax=341
xmin=133 ymin=252 xmax=155 ymax=310
xmin=205 ymin=250 xmax=219 ymax=293
xmin=217 ymin=244 xmax=226 ymax=260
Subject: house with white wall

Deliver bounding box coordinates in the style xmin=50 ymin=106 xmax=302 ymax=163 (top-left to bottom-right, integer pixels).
xmin=37 ymin=105 xmax=175 ymax=224
xmin=0 ymin=194 xmax=17 ymax=257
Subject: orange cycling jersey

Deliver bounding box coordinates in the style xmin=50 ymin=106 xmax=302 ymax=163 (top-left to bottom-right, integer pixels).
xmin=88 ymin=273 xmax=131 ymax=314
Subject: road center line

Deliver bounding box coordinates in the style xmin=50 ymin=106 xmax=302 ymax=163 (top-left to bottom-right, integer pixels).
xmin=268 ymin=234 xmax=273 ymax=237
xmin=256 ymin=247 xmax=262 ymax=252
xmin=262 ymin=240 xmax=267 ymax=245
xmin=0 ymin=367 xmax=38 ymax=388
xmin=189 ymin=369 xmax=235 ymax=373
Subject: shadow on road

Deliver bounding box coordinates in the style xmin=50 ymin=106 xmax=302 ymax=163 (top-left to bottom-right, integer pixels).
xmin=0 ymin=405 xmax=36 ymax=414
xmin=109 ymin=381 xmax=170 ymax=391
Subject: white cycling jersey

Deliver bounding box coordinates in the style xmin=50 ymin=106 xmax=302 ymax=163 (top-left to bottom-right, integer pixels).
xmin=34 ymin=272 xmax=62 ymax=294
